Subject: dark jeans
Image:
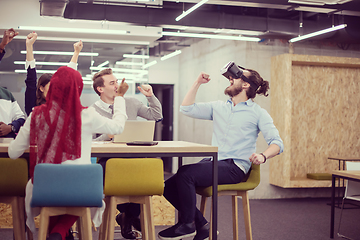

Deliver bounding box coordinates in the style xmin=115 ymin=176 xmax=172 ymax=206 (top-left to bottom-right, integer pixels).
xmin=163 ymin=158 xmax=245 ymax=228
xmin=98 ymin=158 xmax=141 ymax=218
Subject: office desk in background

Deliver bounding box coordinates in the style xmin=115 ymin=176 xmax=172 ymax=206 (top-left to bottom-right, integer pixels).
xmin=0 ymin=140 xmax=220 ymax=240
xmin=328 ymin=157 xmax=360 ymax=171
xmin=330 ymin=170 xmax=360 ymax=239
xmin=328 ymin=157 xmax=360 ymax=207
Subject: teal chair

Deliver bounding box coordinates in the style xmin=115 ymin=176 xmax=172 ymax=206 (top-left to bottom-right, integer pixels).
xmin=0 ymin=158 xmax=28 ymax=240
xmin=196 ymin=164 xmax=260 ymax=240
xmin=31 ymin=163 xmax=103 ymax=240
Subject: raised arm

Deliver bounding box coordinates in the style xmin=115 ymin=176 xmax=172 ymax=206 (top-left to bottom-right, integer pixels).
xmin=25 ymin=32 xmax=38 ymax=116
xmin=136 ymin=84 xmax=163 ymax=121
xmin=0 ymin=28 xmax=18 ymax=54
xmin=0 ymin=28 xmax=18 ymax=62
xmin=68 ymin=40 xmax=83 ymax=70
xmin=26 ymin=32 xmax=37 ymax=62
xmin=181 ymin=72 xmax=210 ymax=106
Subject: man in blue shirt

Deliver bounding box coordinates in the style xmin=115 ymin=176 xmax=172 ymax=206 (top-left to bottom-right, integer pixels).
xmin=158 ymin=64 xmax=284 ymax=240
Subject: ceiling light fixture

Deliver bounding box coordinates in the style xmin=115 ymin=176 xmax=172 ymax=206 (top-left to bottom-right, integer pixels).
xmin=161 ymin=50 xmax=182 ymax=61
xmin=123 ymin=54 xmax=149 ymax=59
xmin=97 ymin=61 xmax=109 ymax=68
xmin=162 ymin=31 xmax=261 ymax=42
xmin=176 ymin=0 xmax=209 ymax=21
xmin=16 ymin=35 xmax=150 ymax=45
xmin=15 ymin=69 xmax=57 ymax=74
xmin=14 ymin=61 xmax=69 ymax=66
xmin=289 ymin=24 xmax=347 ymax=42
xmin=112 ymin=68 xmax=148 ymax=74
xmin=20 ymin=50 xmax=99 ymax=56
xmin=18 ymin=26 xmax=128 ymax=35
xmin=90 ymin=66 xmax=148 ymax=74
xmin=112 ymin=73 xmax=141 ymax=81
xmin=115 ymin=61 xmax=144 ymax=66
xmin=142 ymin=60 xmax=157 ymax=69
xmin=288 ymin=0 xmax=352 ymax=5
xmin=89 ymin=71 xmax=141 ymax=80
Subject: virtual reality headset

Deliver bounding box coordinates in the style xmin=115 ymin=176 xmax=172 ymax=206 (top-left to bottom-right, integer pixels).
xmin=220 ymin=61 xmax=259 ymax=90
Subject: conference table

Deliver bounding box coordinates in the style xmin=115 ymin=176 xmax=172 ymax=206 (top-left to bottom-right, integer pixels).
xmin=0 ymin=140 xmax=220 ymax=240
xmin=330 ymin=170 xmax=360 ymax=238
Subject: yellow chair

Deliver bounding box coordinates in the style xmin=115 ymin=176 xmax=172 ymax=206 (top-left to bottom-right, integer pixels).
xmin=0 ymin=158 xmax=29 ymax=240
xmin=196 ymin=164 xmax=260 ymax=240
xmin=99 ymin=158 xmax=164 ymax=240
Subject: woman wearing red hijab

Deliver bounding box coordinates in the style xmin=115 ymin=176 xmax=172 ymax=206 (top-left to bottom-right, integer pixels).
xmin=8 ymin=66 xmax=128 ymax=240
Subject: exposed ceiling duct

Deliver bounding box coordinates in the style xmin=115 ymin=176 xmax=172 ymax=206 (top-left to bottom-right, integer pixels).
xmin=59 ymin=0 xmax=360 ymax=47
xmin=1 ymin=0 xmax=357 ymax=75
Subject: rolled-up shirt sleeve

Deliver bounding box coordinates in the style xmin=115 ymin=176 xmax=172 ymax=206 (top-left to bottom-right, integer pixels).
xmin=258 ymin=109 xmax=284 ymax=154
xmin=67 ymin=61 xmax=77 ymax=70
xmin=180 ymin=102 xmax=214 ymax=120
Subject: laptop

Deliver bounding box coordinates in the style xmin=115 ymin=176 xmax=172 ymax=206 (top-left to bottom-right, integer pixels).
xmin=113 ymin=120 xmax=155 ymax=143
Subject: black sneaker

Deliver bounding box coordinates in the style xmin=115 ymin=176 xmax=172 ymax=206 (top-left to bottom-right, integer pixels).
xmin=193 ymin=223 xmax=209 ymax=240
xmin=132 ymin=216 xmax=141 ymax=232
xmin=158 ymin=222 xmax=196 ymax=240
xmin=115 ymin=213 xmax=136 ymax=239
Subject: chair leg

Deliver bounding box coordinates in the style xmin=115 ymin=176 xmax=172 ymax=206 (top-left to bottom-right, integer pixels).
xmin=99 ymin=196 xmax=110 ymax=240
xmin=200 ymin=196 xmax=207 ymax=216
xmin=12 ymin=197 xmax=26 ymax=240
xmin=240 ymin=192 xmax=252 ymax=240
xmin=232 ymin=196 xmax=239 ymax=240
xmin=80 ymin=208 xmax=93 ymax=240
xmin=145 ymin=196 xmax=156 ymax=240
xmin=140 ymin=202 xmax=149 ymax=240
xmin=18 ymin=197 xmax=26 ymax=240
xmin=107 ymin=197 xmax=117 ymax=240
xmin=336 ymin=197 xmax=353 ymax=239
xmin=38 ymin=208 xmax=50 ymax=240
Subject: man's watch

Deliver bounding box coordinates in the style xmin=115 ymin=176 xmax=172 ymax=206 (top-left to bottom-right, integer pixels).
xmin=9 ymin=124 xmax=16 ymax=133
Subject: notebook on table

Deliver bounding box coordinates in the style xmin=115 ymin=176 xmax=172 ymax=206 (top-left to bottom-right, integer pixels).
xmin=113 ymin=120 xmax=156 ymax=143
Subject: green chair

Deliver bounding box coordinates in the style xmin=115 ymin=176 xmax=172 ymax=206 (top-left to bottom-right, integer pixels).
xmin=196 ymin=163 xmax=260 ymax=240
xmin=99 ymin=158 xmax=164 ymax=240
xmin=0 ymin=158 xmax=29 ymax=240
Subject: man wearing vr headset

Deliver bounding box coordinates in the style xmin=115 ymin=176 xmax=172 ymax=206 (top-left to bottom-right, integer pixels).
xmin=158 ymin=62 xmax=284 ymax=240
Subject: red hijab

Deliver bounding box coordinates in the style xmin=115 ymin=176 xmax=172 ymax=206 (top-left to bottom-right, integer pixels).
xmin=29 ymin=66 xmax=85 ymax=179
